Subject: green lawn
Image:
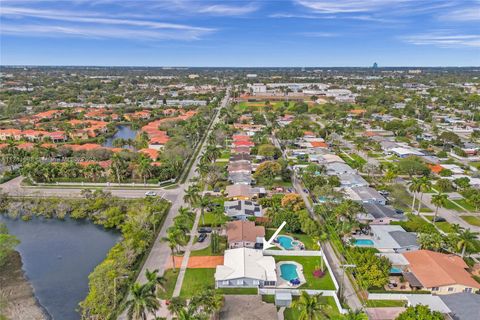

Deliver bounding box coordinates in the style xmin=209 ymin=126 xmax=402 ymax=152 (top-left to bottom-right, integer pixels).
xmin=339 ymin=153 xmax=366 ymax=169
xmin=157 ymin=268 xmax=180 ymax=299
xmin=385 ymin=184 xmax=414 ymax=212
xmin=274 ymin=256 xmax=336 ymax=290
xmin=470 ymin=162 xmax=480 ymax=170
xmin=220 ymin=150 xmax=231 ymax=159
xmin=460 ymin=215 xmax=480 ymax=227
xmin=365 ymin=300 xmax=406 ymax=307
xmin=284 ymin=296 xmax=339 ymax=320
xmin=179 ymin=268 xmax=215 ymax=298
xmin=454 ymin=199 xmax=477 ymax=212
xmin=199 ymin=211 xmax=229 ymax=227
xmin=216 ymin=287 xmax=258 ymax=295
xmin=423 ymin=215 xmax=455 ymax=233
xmin=190 ymin=235 xmax=227 ymax=256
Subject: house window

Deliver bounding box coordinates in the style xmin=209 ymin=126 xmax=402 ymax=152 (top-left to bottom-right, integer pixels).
xmin=432 ymin=287 xmax=439 ymax=291
xmin=253 ymin=280 xmax=259 ymax=285
xmin=236 ymin=280 xmax=243 ymax=285
xmin=448 ymin=287 xmax=454 ymax=292
xmin=222 ymin=281 xmax=229 ymax=286
xmin=464 ymin=288 xmax=473 ymax=293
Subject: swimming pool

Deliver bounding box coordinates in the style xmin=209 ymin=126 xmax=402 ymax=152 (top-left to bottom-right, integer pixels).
xmin=354 ymin=239 xmax=374 ymax=246
xmin=390 ymin=267 xmax=402 ymax=274
xmin=277 ymin=236 xmax=294 ymax=250
xmin=280 ymin=263 xmax=299 ymax=281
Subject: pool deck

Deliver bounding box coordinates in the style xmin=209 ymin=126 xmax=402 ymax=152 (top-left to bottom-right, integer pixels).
xmin=276 ymin=261 xmax=306 ymax=288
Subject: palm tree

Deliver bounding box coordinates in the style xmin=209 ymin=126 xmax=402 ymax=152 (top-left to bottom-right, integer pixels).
xmin=416 ymin=176 xmax=432 ymax=214
xmin=125 ymin=282 xmax=160 ymax=320
xmin=431 ymin=192 xmax=448 ymax=225
xmin=194 ymin=288 xmax=223 ymax=320
xmin=163 ymin=231 xmax=179 ymax=271
xmin=408 ymin=177 xmax=422 ymax=213
xmin=341 ymin=310 xmax=368 ymax=320
xmin=183 ymin=184 xmax=200 ymax=207
xmin=144 ymin=269 xmax=166 ymax=295
xmin=110 ymin=153 xmax=126 ymax=184
xmin=457 ymin=229 xmax=479 ymax=258
xmin=136 ymin=154 xmax=152 ymax=185
xmin=198 ymin=196 xmax=210 ymax=226
xmin=292 ymin=292 xmax=330 ymax=320
xmin=167 ymin=297 xmax=187 ymax=318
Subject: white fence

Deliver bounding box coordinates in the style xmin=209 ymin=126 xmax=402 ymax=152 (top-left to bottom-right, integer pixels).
xmin=263 ymin=250 xmax=322 ymax=257
xmin=33 ymin=178 xmax=176 ymax=188
xmin=368 ymin=293 xmax=433 ymax=301
xmin=259 ymin=288 xmax=347 ymax=314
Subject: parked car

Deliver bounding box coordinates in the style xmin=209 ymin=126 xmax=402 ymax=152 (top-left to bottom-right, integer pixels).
xmin=198 ymin=227 xmax=212 ymax=233
xmin=395 ymin=209 xmax=404 ymax=214
xmin=379 ymin=190 xmax=390 ymax=196
xmin=432 ymin=216 xmax=446 ymax=222
xmin=197 ymin=233 xmax=207 ymax=243
xmin=145 ymin=191 xmax=157 ymax=197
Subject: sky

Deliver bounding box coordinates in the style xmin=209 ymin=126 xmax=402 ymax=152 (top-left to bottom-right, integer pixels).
xmin=0 ymin=0 xmax=479 ymax=67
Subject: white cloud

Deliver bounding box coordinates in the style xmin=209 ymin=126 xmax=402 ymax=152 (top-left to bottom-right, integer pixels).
xmin=299 ymin=31 xmax=338 ymax=37
xmin=441 ymin=7 xmax=480 ymax=21
xmin=198 ymin=4 xmax=259 ymax=15
xmin=403 ymin=32 xmax=480 ymax=48
xmin=294 ymin=0 xmax=409 ymax=13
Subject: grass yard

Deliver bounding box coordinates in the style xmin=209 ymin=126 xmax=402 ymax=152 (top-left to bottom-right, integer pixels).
xmin=216 ymin=287 xmax=258 ymax=295
xmin=274 ymin=256 xmax=336 ymax=290
xmin=385 ymin=184 xmax=414 ymax=212
xmin=179 ymin=268 xmax=215 ymax=298
xmin=470 ymin=162 xmax=480 ymax=170
xmin=424 ymin=215 xmax=455 ymax=233
xmin=157 ymin=268 xmax=180 ymax=299
xmin=365 ymin=300 xmax=406 ymax=307
xmin=339 ymin=153 xmax=366 ymax=169
xmin=199 ymin=211 xmax=229 ymax=227
xmin=190 ymin=235 xmax=227 ymax=256
xmin=284 ymin=296 xmax=339 ymax=320
xmin=460 ymin=215 xmax=480 ymax=227
xmin=454 ymin=199 xmax=477 ymax=212
xmin=220 ymin=150 xmax=231 ymax=159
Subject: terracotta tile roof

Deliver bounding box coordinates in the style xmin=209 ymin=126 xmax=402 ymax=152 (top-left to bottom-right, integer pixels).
xmin=310 ymin=141 xmax=328 ymax=148
xmin=17 ymin=142 xmax=34 ymax=150
xmin=233 ymin=135 xmax=251 ymax=142
xmin=78 ymin=160 xmax=112 ymax=169
xmin=403 ymin=250 xmax=480 ymax=289
xmin=428 ymin=164 xmax=444 ymax=174
xmin=66 ymin=143 xmax=103 ymax=152
xmin=349 ymin=109 xmax=367 ymax=115
xmin=226 ymin=220 xmax=265 ymax=244
xmin=233 ymin=140 xmax=254 ymax=147
xmin=139 ymin=148 xmax=159 ymax=160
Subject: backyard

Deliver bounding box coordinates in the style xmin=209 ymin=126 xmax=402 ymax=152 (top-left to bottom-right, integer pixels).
xmin=274 ymin=256 xmax=336 ymax=290
xmin=283 ymin=296 xmax=340 ymax=320
xmin=265 ymin=228 xmax=317 ymax=250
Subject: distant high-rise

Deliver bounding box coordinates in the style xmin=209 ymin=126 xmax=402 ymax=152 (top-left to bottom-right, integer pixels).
xmin=373 ymin=62 xmax=378 ymax=69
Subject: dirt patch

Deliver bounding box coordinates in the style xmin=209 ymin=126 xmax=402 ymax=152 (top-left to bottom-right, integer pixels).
xmin=0 ymin=252 xmax=48 ymax=320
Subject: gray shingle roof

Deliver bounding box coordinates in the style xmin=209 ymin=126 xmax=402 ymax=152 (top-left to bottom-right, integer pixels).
xmin=440 ymin=293 xmax=480 ymax=320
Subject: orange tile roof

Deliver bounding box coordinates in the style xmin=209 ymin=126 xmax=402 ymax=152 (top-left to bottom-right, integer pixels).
xmin=403 ymin=250 xmax=480 ymax=289
xmin=233 ymin=135 xmax=251 ymax=142
xmin=17 ymin=142 xmax=34 ymax=150
xmin=304 ymin=131 xmax=315 ymax=136
xmin=310 ymin=141 xmax=328 ymax=148
xmin=233 ymin=140 xmax=254 ymax=147
xmin=66 ymin=144 xmax=103 ymax=152
xmin=349 ymin=109 xmax=367 ymax=114
xmin=139 ymin=148 xmax=159 ymax=160
xmin=428 ymin=164 xmax=444 ymax=174
xmin=78 ymin=160 xmax=112 ymax=169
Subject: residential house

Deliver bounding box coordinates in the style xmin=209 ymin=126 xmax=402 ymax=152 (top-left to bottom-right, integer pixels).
xmin=226 ymin=220 xmax=265 ymax=248
xmin=402 ymin=250 xmax=480 ymax=295
xmin=215 ymin=248 xmax=277 ymax=288
xmin=344 ymin=186 xmax=387 ymax=205
xmin=440 ymin=293 xmax=480 ymax=320
xmin=338 ymin=173 xmax=369 ymax=188
xmin=228 ymin=172 xmax=253 ymax=185
xmin=325 ymin=162 xmax=356 ymax=175
xmin=224 ymin=201 xmax=263 ymax=220
xmin=368 ymin=225 xmax=419 ymax=253
xmin=357 ymin=203 xmax=407 ymax=225
xmin=226 ymin=185 xmax=265 ymax=200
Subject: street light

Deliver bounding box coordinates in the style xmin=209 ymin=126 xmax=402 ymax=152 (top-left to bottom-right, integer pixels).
xmin=339 ymin=264 xmax=356 ymax=301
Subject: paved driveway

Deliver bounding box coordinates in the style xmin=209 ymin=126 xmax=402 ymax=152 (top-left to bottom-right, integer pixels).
xmin=219 ymin=295 xmax=277 ymax=320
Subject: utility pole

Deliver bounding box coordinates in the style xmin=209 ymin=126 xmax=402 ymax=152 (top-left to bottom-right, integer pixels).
xmin=340 ymin=264 xmax=356 ymax=301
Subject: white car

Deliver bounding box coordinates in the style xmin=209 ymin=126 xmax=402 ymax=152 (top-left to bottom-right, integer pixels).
xmin=145 ymin=191 xmax=157 ymax=197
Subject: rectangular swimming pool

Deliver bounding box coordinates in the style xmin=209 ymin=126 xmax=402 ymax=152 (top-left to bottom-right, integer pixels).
xmin=354 ymin=239 xmax=374 ymax=246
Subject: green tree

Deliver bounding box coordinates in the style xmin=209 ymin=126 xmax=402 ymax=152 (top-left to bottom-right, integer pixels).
xmin=253 ymin=161 xmax=282 ymax=186
xmin=291 ymin=292 xmax=330 ymax=320
xmin=184 ymin=185 xmax=200 ymax=207
xmin=417 ymin=176 xmax=432 ymax=214
xmin=396 ymin=305 xmax=443 ymax=320
xmin=408 ymin=177 xmax=422 ymax=213
xmin=124 ymin=282 xmax=160 ymax=320
xmin=457 ymin=228 xmax=479 ymax=258
xmin=144 ymin=269 xmax=166 ymax=296
xmin=0 ymin=223 xmax=20 ymax=267
xmin=431 ymin=193 xmax=448 ymax=225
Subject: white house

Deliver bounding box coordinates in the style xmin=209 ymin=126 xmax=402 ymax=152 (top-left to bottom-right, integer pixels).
xmin=215 ymin=248 xmax=277 ymax=288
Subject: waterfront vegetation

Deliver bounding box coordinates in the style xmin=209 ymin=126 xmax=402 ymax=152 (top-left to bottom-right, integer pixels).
xmin=0 ymin=191 xmax=170 ymax=320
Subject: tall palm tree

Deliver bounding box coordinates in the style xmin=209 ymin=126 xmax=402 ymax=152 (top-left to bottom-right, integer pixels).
xmin=167 ymin=297 xmax=187 ymax=318
xmin=408 ymin=177 xmax=422 ymax=213
xmin=110 ymin=153 xmax=126 ymax=183
xmin=194 ymin=288 xmax=223 ymax=320
xmin=183 ymin=184 xmax=200 ymax=207
xmin=125 ymin=282 xmax=160 ymax=320
xmin=136 ymin=154 xmax=152 ymax=185
xmin=163 ymin=231 xmax=179 ymax=271
xmin=341 ymin=310 xmax=368 ymax=320
xmin=417 ymin=176 xmax=432 ymax=214
xmin=292 ymin=292 xmax=330 ymax=320
xmin=457 ymin=229 xmax=479 ymax=258
xmin=431 ymin=193 xmax=448 ymax=225
xmin=198 ymin=196 xmax=210 ymax=226
xmin=144 ymin=269 xmax=166 ymax=295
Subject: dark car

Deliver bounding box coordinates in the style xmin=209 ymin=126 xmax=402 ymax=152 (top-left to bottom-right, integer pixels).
xmin=432 ymin=216 xmax=446 ymax=222
xmin=197 ymin=233 xmax=207 ymax=243
xmin=198 ymin=227 xmax=212 ymax=233
xmin=395 ymin=209 xmax=404 ymax=214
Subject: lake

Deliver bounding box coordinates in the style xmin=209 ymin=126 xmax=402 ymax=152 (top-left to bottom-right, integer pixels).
xmin=0 ymin=215 xmax=120 ymax=320
xmin=103 ymin=125 xmax=138 ymax=148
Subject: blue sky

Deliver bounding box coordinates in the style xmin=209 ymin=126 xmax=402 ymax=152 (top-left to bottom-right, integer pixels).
xmin=1 ymin=0 xmax=479 ymax=66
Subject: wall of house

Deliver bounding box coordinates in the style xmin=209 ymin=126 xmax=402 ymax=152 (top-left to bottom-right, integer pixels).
xmin=429 ymin=284 xmax=478 ymax=295
xmin=216 ymin=277 xmax=274 ymax=288
xmin=229 ymin=240 xmax=256 ymax=249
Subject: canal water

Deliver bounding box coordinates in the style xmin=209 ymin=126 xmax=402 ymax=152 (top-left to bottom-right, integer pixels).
xmin=0 ymin=215 xmax=120 ymax=320
xmin=103 ymin=125 xmax=138 ymax=148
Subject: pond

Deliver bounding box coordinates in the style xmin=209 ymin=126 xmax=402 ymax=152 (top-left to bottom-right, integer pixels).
xmin=0 ymin=215 xmax=120 ymax=320
xmin=103 ymin=125 xmax=138 ymax=148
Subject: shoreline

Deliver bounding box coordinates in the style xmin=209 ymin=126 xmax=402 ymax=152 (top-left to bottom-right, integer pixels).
xmin=0 ymin=251 xmax=51 ymax=320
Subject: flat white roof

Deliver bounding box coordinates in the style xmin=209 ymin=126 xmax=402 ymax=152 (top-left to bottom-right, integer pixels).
xmin=215 ymin=248 xmax=277 ymax=282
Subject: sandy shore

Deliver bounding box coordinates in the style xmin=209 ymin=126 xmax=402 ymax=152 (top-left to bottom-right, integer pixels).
xmin=0 ymin=251 xmax=49 ymax=320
